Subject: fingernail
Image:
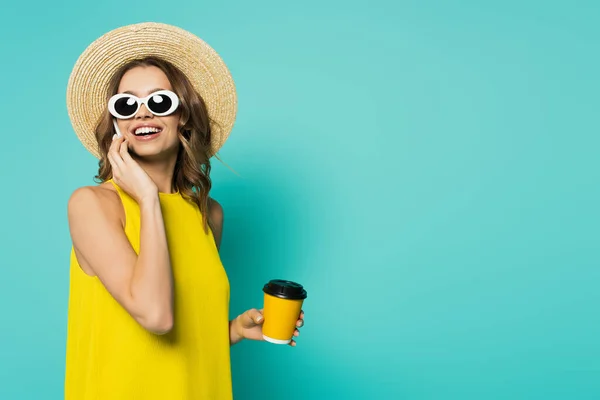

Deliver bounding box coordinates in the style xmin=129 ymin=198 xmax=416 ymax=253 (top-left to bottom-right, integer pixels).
xmin=256 ymin=315 xmax=263 ymax=322
xmin=112 ymin=134 xmax=117 ymax=140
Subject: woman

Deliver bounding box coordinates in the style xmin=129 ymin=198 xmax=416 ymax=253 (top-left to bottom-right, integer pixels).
xmin=64 ymin=22 xmax=304 ymax=399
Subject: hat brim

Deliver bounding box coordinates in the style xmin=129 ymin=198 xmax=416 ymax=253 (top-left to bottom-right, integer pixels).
xmin=66 ymin=22 xmax=237 ymax=159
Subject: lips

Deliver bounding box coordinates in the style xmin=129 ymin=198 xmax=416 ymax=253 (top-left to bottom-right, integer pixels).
xmin=127 ymin=124 xmax=164 ymax=142
xmin=132 ymin=125 xmax=163 ymax=136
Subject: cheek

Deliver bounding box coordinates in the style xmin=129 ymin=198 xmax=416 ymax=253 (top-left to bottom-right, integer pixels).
xmin=164 ymin=116 xmax=181 ymax=134
xmin=115 ymin=120 xmax=129 ymax=135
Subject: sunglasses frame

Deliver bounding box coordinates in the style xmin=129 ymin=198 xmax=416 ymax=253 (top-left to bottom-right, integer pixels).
xmin=108 ymin=90 xmax=180 ymax=119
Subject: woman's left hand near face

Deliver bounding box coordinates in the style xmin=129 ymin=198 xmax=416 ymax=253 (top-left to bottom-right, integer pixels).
xmin=236 ymin=309 xmax=305 ymax=347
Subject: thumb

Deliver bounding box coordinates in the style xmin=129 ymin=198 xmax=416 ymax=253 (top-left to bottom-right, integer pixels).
xmin=246 ymin=308 xmax=264 ymax=325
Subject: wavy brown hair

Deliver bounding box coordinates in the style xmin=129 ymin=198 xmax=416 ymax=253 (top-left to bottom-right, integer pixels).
xmin=93 ymin=56 xmax=214 ymax=232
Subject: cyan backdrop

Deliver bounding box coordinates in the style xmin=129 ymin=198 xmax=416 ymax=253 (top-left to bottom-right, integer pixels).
xmin=0 ymin=1 xmax=598 ymax=399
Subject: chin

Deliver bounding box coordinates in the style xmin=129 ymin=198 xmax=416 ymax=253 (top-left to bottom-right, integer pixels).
xmin=129 ymin=142 xmax=178 ymax=159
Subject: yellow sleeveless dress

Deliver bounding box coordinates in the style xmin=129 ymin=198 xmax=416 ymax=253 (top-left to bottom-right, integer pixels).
xmin=64 ymin=179 xmax=232 ymax=399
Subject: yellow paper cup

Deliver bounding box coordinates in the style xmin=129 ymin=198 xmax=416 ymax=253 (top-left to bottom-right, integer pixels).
xmin=262 ymin=280 xmax=307 ymax=344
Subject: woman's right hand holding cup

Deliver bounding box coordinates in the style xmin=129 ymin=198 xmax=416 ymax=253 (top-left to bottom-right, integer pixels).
xmin=107 ymin=134 xmax=158 ymax=204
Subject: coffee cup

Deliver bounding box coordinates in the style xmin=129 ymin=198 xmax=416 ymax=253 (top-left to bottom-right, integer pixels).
xmin=262 ymin=279 xmax=307 ymax=344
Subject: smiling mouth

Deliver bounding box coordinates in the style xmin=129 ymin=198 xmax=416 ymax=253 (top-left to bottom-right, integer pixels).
xmin=134 ymin=127 xmax=163 ymax=136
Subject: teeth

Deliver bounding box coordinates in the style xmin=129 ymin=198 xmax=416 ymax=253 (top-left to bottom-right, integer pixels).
xmin=135 ymin=127 xmax=161 ymax=135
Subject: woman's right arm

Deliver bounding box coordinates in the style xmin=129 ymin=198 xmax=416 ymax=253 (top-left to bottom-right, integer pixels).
xmin=67 ymin=137 xmax=174 ymax=335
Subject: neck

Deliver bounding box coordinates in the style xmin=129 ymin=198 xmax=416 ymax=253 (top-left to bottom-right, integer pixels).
xmin=133 ymin=154 xmax=178 ymax=194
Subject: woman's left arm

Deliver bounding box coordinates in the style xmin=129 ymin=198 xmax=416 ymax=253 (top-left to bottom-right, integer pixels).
xmin=208 ymin=198 xmax=304 ymax=346
xmin=207 ymin=198 xmax=243 ymax=345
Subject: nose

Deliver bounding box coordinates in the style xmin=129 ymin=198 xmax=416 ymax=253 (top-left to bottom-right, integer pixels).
xmin=135 ymin=103 xmax=153 ymax=119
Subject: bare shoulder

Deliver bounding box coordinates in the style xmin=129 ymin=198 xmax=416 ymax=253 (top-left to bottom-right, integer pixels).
xmin=208 ymin=197 xmax=224 ymax=250
xmin=67 ymin=182 xmax=126 ymax=275
xmin=67 ymin=182 xmax=124 ymax=227
xmin=208 ymin=197 xmax=224 ymax=225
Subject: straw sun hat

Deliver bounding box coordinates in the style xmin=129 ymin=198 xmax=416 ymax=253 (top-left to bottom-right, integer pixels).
xmin=66 ymin=22 xmax=237 ymax=158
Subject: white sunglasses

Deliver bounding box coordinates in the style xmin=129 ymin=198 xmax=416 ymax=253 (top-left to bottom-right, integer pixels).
xmin=108 ymin=90 xmax=180 ymax=119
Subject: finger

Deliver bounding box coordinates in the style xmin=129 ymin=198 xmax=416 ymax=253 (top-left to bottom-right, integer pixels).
xmin=109 ymin=136 xmax=126 ymax=169
xmin=107 ymin=152 xmax=122 ymax=177
xmin=289 ymin=340 xmax=297 ymax=347
xmin=296 ymin=319 xmax=304 ymax=328
xmin=293 ymin=329 xmax=300 ymax=337
xmin=254 ymin=309 xmax=264 ymax=324
xmin=109 ymin=133 xmax=124 ymax=153
xmin=300 ymin=310 xmax=304 ymax=319
xmin=245 ymin=308 xmax=263 ymax=325
xmin=119 ymin=139 xmax=134 ymax=163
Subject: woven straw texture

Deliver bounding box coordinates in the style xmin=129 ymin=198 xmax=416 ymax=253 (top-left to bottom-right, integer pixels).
xmin=66 ymin=22 xmax=237 ymax=158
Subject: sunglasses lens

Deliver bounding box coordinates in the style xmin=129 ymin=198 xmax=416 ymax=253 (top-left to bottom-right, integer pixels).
xmin=148 ymin=93 xmax=175 ymax=115
xmin=113 ymin=96 xmax=138 ymax=118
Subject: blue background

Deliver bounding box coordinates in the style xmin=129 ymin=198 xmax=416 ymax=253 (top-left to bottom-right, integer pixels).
xmin=1 ymin=0 xmax=599 ymax=398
